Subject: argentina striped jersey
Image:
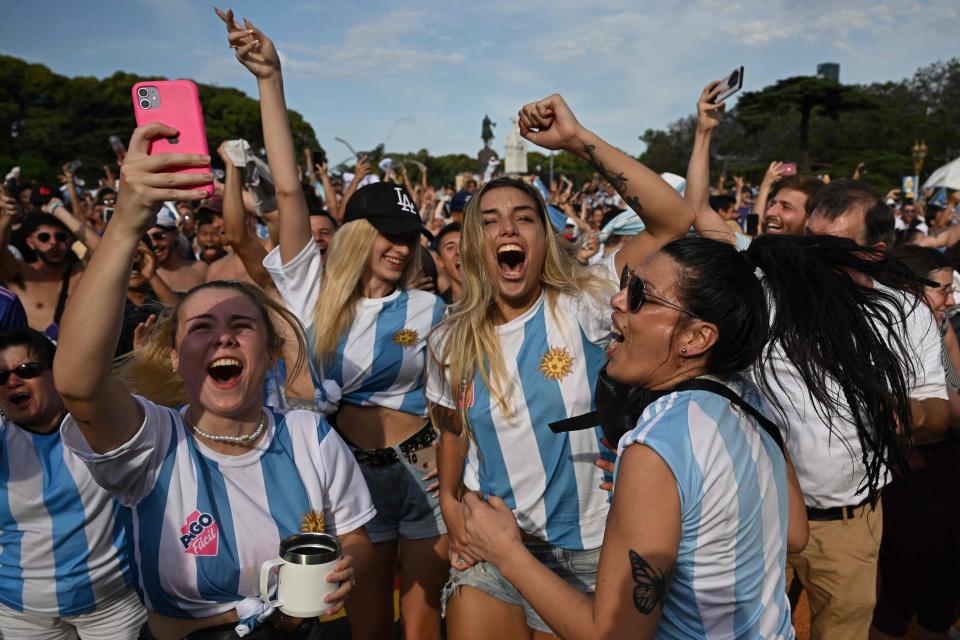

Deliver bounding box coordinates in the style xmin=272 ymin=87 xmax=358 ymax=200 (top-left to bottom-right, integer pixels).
xmin=617 ymin=375 xmax=794 ymax=639
xmin=0 ymin=420 xmax=134 ymax=616
xmin=60 ymin=397 xmax=375 ymax=619
xmin=264 ymin=241 xmax=445 ymax=416
xmin=427 ymin=289 xmax=615 ymax=550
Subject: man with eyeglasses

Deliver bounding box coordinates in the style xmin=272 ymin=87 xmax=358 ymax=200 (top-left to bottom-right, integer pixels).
xmin=5 ymin=213 xmax=83 ymax=338
xmin=0 ymin=329 xmax=146 ymax=638
xmin=147 ymin=207 xmax=207 ymax=292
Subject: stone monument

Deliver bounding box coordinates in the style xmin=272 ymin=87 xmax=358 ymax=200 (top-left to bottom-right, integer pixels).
xmin=504 ymin=116 xmax=528 ymax=175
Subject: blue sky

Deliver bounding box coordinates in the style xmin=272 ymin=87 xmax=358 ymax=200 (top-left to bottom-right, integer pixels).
xmin=3 ymin=0 xmax=957 ymax=158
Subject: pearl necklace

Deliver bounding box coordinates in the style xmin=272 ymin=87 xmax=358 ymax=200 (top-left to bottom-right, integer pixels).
xmin=185 ymin=409 xmax=266 ymax=444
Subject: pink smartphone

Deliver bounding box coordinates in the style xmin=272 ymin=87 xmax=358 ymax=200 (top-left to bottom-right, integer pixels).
xmin=132 ymin=80 xmax=214 ymax=197
xmin=781 ymin=163 xmax=798 ymax=176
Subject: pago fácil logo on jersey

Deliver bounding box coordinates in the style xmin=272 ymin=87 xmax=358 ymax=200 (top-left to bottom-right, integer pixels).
xmin=180 ymin=510 xmax=219 ymax=556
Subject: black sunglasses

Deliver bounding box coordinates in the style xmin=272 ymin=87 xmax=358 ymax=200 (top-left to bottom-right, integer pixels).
xmin=148 ymin=231 xmax=169 ymax=242
xmin=0 ymin=362 xmax=45 ymax=385
xmin=619 ymin=265 xmax=699 ymax=317
xmin=35 ymin=231 xmax=69 ymax=244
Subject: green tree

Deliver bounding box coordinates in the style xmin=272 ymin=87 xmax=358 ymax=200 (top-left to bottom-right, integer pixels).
xmin=0 ymin=55 xmax=319 ymax=187
xmin=735 ymin=76 xmax=880 ymax=173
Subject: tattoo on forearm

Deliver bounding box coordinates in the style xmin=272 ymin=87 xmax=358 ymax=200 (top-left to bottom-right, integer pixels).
xmin=583 ymin=144 xmax=644 ymax=213
xmin=431 ymin=406 xmax=461 ymax=436
xmin=628 ymin=549 xmax=674 ymax=614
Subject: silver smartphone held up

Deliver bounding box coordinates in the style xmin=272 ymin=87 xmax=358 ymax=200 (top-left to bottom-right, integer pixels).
xmin=714 ymin=66 xmax=744 ymax=103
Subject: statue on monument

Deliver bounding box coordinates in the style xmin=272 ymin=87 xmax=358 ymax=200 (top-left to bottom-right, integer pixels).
xmin=482 ymin=115 xmax=496 ymax=148
xmin=478 ymin=115 xmax=499 ymax=175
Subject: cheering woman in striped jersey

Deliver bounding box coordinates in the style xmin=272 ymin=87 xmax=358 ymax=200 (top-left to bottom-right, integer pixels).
xmin=426 ymin=95 xmax=697 ymax=638
xmin=214 ymin=10 xmax=449 ymax=639
xmin=53 ymin=123 xmax=367 ymax=640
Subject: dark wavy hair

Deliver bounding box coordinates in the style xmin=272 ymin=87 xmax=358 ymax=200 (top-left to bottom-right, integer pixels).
xmin=0 ymin=328 xmax=56 ymax=367
xmin=661 ymin=234 xmax=921 ymax=501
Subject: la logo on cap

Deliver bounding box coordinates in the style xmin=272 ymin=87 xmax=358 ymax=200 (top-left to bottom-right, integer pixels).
xmin=394 ymin=187 xmax=417 ymax=216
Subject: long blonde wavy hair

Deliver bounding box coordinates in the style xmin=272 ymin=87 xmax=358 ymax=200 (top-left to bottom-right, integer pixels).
xmin=116 ymin=280 xmax=307 ymax=407
xmin=430 ymin=177 xmax=613 ymax=435
xmin=310 ymin=218 xmax=422 ymax=366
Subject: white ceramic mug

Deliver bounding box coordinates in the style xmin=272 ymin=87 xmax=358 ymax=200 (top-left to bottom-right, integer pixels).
xmin=259 ymin=532 xmax=342 ymax=618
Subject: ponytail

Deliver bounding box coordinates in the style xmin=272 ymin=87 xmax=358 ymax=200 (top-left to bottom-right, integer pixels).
xmin=745 ymin=234 xmax=919 ymax=501
xmin=663 ymin=234 xmax=920 ymax=502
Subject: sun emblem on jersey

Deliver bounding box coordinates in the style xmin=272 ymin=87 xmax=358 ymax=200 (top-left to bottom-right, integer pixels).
xmin=300 ymin=509 xmax=326 ymax=533
xmin=539 ymin=346 xmax=574 ymax=381
xmin=393 ymin=328 xmax=420 ymax=348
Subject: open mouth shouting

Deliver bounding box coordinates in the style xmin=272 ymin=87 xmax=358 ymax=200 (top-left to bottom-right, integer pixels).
xmin=207 ymin=357 xmax=244 ymax=390
xmin=497 ymin=243 xmax=526 ymax=281
xmin=8 ymin=391 xmax=31 ymax=408
xmin=763 ymin=216 xmax=783 ymax=233
xmin=607 ymin=317 xmax=625 ymax=358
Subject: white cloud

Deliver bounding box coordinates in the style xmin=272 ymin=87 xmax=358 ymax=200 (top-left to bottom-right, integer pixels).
xmin=277 ymin=8 xmax=465 ymax=79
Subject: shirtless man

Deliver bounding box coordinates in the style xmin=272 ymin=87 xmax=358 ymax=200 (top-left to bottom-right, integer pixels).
xmin=6 ymin=213 xmax=83 ymax=337
xmin=146 ymin=208 xmax=206 ymax=291
xmin=194 ymin=210 xmax=227 ymax=265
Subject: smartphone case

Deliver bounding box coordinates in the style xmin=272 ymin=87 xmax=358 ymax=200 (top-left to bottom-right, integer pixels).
xmin=132 ymin=80 xmax=214 ymax=197
xmin=715 ymin=66 xmax=744 ymax=103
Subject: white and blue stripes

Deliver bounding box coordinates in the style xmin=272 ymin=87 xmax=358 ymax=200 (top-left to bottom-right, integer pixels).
xmin=264 ymin=241 xmax=445 ymax=416
xmin=0 ymin=421 xmax=134 ymax=616
xmin=428 ymin=291 xmax=614 ymax=550
xmin=311 ymin=288 xmax=445 ymax=416
xmin=60 ymin=398 xmax=375 ymax=619
xmin=617 ymin=376 xmax=793 ymax=639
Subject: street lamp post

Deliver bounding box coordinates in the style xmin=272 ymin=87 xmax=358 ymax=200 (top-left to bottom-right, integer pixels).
xmin=912 ymin=139 xmax=928 ymax=177
xmin=910 ymin=140 xmax=928 ymax=202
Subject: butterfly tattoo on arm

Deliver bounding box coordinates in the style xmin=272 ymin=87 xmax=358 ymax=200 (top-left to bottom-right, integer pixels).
xmin=629 ymin=549 xmax=675 ymax=614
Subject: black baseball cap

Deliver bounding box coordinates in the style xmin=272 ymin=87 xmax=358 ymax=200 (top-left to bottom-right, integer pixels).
xmin=343 ymin=182 xmax=433 ymax=240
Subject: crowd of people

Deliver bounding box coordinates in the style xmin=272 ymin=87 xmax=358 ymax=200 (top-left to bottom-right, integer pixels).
xmin=0 ymin=8 xmax=958 ymax=640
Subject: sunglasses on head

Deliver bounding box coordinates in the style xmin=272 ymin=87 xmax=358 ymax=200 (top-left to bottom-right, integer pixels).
xmin=619 ymin=265 xmax=699 ymax=317
xmin=0 ymin=362 xmax=45 ymax=385
xmin=34 ymin=231 xmax=69 ymax=244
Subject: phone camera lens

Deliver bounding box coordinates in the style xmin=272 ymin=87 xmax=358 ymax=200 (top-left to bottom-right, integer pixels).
xmin=137 ymin=87 xmax=150 ymax=98
xmin=139 ymin=99 xmax=151 ymax=109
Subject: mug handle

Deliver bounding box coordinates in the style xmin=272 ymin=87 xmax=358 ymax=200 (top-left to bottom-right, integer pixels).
xmin=259 ymin=558 xmax=284 ymax=608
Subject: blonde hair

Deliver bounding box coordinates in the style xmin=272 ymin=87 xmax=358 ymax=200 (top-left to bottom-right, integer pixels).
xmin=430 ymin=177 xmax=613 ymax=435
xmin=310 ymin=218 xmax=422 ymax=365
xmin=116 ymin=280 xmax=307 ymax=407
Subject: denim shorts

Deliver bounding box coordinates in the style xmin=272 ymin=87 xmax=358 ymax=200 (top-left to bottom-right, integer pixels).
xmin=357 ymin=446 xmax=447 ymax=544
xmin=441 ymin=543 xmax=600 ymax=633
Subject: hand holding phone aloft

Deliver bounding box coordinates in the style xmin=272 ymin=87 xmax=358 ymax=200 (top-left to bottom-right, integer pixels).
xmin=112 ymin=123 xmax=211 ymax=232
xmin=697 ymin=82 xmax=727 ymax=133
